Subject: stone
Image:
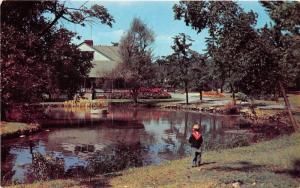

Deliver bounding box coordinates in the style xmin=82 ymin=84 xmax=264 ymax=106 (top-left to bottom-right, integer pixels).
xmin=232 ymin=182 xmax=241 ymax=188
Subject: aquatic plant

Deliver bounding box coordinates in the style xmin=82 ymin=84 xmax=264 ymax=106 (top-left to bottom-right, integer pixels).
xmin=29 ymin=152 xmax=65 ymax=181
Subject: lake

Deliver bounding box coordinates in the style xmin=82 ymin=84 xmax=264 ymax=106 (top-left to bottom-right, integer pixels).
xmin=1 ymin=106 xmax=250 ymax=185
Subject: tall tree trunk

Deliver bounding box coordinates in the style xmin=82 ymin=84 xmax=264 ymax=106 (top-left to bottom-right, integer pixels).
xmin=249 ymin=98 xmax=258 ymax=123
xmin=132 ymin=88 xmax=138 ymax=103
xmin=273 ymin=88 xmax=278 ymax=102
xmin=279 ymin=81 xmax=298 ymax=129
xmin=184 ymin=81 xmax=189 ymax=105
xmin=220 ymin=80 xmax=224 ymax=93
xmin=199 ymin=89 xmax=203 ymax=101
xmin=230 ymin=84 xmax=236 ymax=105
xmin=1 ymin=101 xmax=7 ymax=121
xmin=230 ymin=83 xmax=236 ymax=104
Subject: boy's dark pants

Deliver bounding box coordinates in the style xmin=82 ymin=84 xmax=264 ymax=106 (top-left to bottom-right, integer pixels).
xmin=192 ymin=147 xmax=202 ymax=166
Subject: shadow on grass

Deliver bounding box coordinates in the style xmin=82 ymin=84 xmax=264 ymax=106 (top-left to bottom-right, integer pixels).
xmin=274 ymin=159 xmax=300 ymax=178
xmin=79 ymin=173 xmax=123 ymax=188
xmin=190 ymin=162 xmax=217 ymax=168
xmin=200 ymin=162 xmax=217 ymax=166
xmin=206 ymin=160 xmax=300 ymax=179
xmin=206 ymin=161 xmax=265 ymax=172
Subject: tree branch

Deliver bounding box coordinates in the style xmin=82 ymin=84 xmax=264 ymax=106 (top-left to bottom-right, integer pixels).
xmin=39 ymin=9 xmax=65 ymax=37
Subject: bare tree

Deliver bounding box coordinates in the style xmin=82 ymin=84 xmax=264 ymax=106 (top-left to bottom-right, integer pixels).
xmin=118 ymin=18 xmax=155 ymax=103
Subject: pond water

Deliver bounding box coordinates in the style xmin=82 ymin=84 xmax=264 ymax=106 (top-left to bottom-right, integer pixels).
xmin=1 ymin=106 xmax=250 ymax=185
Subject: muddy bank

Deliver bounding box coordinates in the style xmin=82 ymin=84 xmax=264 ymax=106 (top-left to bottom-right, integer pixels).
xmin=0 ymin=122 xmax=41 ymax=140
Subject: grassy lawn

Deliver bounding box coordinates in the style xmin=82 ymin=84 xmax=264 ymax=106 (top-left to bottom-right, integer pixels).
xmin=0 ymin=121 xmax=40 ymax=139
xmin=7 ymin=179 xmax=84 ymax=188
xmin=252 ymin=94 xmax=300 ymax=108
xmin=288 ymin=94 xmax=300 ymax=107
xmin=109 ymin=131 xmax=300 ymax=188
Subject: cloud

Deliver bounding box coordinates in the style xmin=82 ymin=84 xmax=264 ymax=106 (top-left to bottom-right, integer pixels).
xmin=156 ymin=34 xmax=173 ymax=43
xmin=96 ymin=29 xmax=125 ymax=39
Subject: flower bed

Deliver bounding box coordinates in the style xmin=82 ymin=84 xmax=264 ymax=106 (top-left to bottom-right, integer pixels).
xmin=202 ymin=91 xmax=225 ymax=97
xmin=103 ymin=88 xmax=171 ymax=99
xmin=138 ymin=87 xmax=171 ymax=99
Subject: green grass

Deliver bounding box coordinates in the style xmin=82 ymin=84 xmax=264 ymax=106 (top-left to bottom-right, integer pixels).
xmin=109 ymin=131 xmax=300 ymax=188
xmin=0 ymin=121 xmax=40 ymax=138
xmin=253 ymin=94 xmax=300 ymax=108
xmin=8 ymin=179 xmax=83 ymax=188
xmin=288 ymin=94 xmax=300 ymax=107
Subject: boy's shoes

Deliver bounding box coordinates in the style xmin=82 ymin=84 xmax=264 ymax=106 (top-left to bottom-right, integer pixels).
xmin=192 ymin=164 xmax=201 ymax=168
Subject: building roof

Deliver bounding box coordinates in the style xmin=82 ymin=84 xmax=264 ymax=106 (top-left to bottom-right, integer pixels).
xmin=89 ymin=60 xmax=120 ymax=78
xmin=79 ymin=42 xmax=122 ymax=78
xmin=92 ymin=45 xmax=121 ymax=62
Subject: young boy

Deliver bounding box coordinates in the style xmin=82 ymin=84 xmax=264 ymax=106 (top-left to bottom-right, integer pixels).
xmin=188 ymin=124 xmax=203 ymax=167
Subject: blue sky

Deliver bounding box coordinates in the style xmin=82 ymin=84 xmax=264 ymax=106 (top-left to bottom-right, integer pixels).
xmin=62 ymin=1 xmax=272 ymax=58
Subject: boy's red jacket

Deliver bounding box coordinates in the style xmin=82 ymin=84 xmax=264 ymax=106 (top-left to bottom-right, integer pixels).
xmin=192 ymin=129 xmax=201 ymax=140
xmin=189 ymin=129 xmax=203 ymax=149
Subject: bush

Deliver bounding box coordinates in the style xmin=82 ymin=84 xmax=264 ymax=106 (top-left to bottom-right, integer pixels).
xmin=235 ymin=118 xmax=252 ymax=129
xmin=236 ymin=92 xmax=248 ymax=102
xmin=30 ymin=152 xmax=65 ymax=181
xmin=223 ymin=101 xmax=239 ymax=114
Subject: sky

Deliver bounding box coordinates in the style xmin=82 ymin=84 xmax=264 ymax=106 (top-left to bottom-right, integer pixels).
xmin=62 ymin=1 xmax=272 ymax=58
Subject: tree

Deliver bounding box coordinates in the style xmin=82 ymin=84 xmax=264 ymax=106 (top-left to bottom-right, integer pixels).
xmin=173 ymin=1 xmax=258 ymax=101
xmin=117 ymin=18 xmax=155 ymax=103
xmin=1 ymin=1 xmax=114 ymax=120
xmin=259 ymin=1 xmax=300 ymax=128
xmin=165 ymin=33 xmax=196 ymax=104
xmin=173 ymin=1 xmax=300 ymax=128
xmin=191 ymin=54 xmax=208 ymax=101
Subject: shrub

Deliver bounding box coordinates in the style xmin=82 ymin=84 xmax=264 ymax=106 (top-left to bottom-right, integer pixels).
xmin=236 ymin=92 xmax=248 ymax=102
xmin=223 ymin=101 xmax=239 ymax=114
xmin=30 ymin=152 xmax=65 ymax=181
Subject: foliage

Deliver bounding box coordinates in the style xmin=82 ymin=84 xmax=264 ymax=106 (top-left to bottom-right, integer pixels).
xmin=116 ymin=18 xmax=155 ymax=103
xmin=260 ymin=1 xmax=300 ymax=35
xmin=173 ymin=1 xmax=300 ymax=103
xmin=163 ymin=33 xmax=204 ymax=104
xmin=235 ymin=92 xmax=249 ymax=102
xmin=174 ymin=2 xmax=258 ymax=99
xmin=190 ymin=54 xmax=209 ymax=100
xmin=103 ymin=89 xmax=171 ymax=99
xmin=30 ymin=152 xmax=65 ymax=181
xmin=223 ymin=101 xmax=239 ymax=115
xmin=1 ymin=1 xmax=113 ymax=120
xmin=84 ymin=143 xmax=143 ymax=176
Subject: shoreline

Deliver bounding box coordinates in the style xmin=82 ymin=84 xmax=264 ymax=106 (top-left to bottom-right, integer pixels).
xmin=0 ymin=122 xmax=41 ymax=140
xmin=6 ymin=130 xmax=300 ymax=188
xmin=2 ymin=97 xmax=297 ymax=140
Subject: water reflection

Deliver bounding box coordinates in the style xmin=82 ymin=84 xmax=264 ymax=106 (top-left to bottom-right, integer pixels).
xmin=1 ymin=107 xmax=244 ymax=185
